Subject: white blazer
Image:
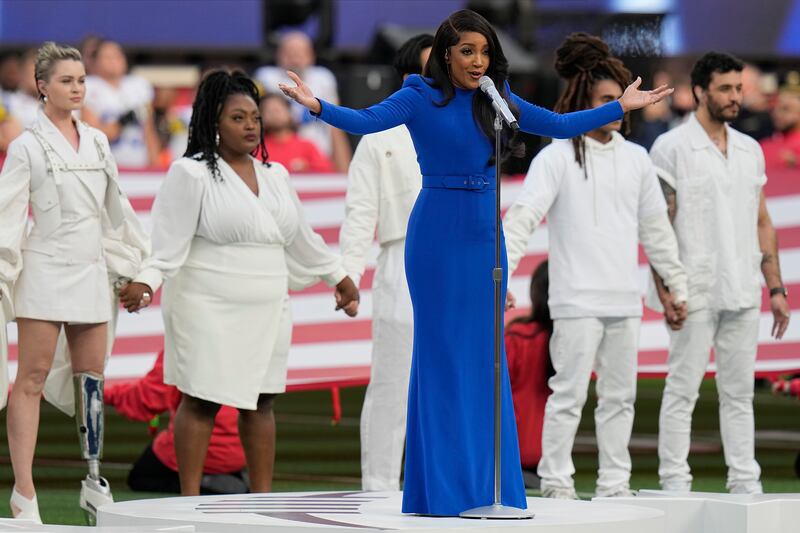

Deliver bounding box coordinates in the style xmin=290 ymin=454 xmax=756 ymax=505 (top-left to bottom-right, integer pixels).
xmin=339 ymin=125 xmax=422 ymax=285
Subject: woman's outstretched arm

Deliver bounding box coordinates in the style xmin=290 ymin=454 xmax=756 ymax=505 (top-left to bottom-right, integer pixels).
xmin=279 ymin=70 xmax=422 ymax=135
xmin=510 ymin=76 xmax=673 ymax=139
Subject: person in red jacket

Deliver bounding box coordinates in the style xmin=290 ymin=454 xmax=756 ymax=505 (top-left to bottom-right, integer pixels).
xmin=261 ymin=93 xmax=335 ymax=173
xmin=104 ymin=351 xmax=248 ymax=494
xmin=772 ymin=376 xmax=800 ymax=479
xmin=505 ymin=259 xmax=553 ymax=488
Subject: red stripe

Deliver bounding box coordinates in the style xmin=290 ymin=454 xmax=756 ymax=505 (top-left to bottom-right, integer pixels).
xmin=764 ymin=168 xmax=800 ymax=197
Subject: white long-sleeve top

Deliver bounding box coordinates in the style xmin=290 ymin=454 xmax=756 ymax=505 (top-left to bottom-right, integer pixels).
xmin=339 ymin=125 xmax=421 ymax=285
xmin=504 ymin=132 xmax=687 ymax=319
xmin=135 ymin=156 xmax=346 ymax=293
xmin=647 ymin=114 xmax=766 ymax=312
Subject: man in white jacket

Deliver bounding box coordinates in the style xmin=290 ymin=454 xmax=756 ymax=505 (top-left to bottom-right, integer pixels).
xmin=339 ymin=34 xmax=432 ymax=491
xmin=503 ymin=33 xmax=688 ymax=499
xmin=650 ymin=52 xmax=790 ymax=494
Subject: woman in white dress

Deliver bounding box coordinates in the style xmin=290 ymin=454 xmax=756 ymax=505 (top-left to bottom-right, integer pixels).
xmin=120 ymin=69 xmax=359 ymax=495
xmin=0 ymin=42 xmax=147 ymax=522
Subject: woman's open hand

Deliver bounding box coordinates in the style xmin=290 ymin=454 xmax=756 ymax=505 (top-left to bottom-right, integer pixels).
xmin=618 ymin=77 xmax=674 ymax=113
xmin=278 ymin=71 xmax=322 ymax=114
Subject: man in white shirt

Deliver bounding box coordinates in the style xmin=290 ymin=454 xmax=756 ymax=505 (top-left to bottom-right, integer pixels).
xmin=82 ymin=40 xmax=160 ymax=168
xmin=339 ymin=34 xmax=432 ymax=491
xmin=503 ymin=33 xmax=688 ymax=499
xmin=650 ymin=52 xmax=791 ymax=494
xmin=255 ymin=31 xmax=351 ymax=171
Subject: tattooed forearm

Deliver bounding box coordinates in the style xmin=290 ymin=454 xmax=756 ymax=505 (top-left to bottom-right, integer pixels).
xmin=658 ymin=178 xmax=677 ymax=223
xmin=762 ymin=252 xmax=776 ymax=267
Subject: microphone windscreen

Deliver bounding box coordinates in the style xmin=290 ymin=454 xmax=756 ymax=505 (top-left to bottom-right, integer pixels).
xmin=478 ymin=76 xmax=494 ymax=92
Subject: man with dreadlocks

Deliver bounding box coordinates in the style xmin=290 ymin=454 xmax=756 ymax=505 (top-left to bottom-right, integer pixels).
xmin=118 ymin=69 xmax=359 ymax=495
xmin=503 ymin=33 xmax=688 ymax=499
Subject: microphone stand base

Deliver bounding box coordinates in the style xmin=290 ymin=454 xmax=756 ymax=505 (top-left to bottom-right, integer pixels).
xmin=459 ymin=503 xmax=534 ymax=520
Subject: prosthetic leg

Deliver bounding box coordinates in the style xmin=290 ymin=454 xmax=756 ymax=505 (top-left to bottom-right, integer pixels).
xmin=74 ymin=372 xmax=114 ymax=524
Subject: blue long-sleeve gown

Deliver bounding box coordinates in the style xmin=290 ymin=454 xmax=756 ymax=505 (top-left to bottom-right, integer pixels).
xmin=316 ymin=75 xmax=623 ymax=516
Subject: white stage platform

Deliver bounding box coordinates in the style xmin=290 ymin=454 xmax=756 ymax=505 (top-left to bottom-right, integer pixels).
xmin=594 ymin=490 xmax=800 ymax=533
xmin=0 ymin=519 xmax=195 ymax=532
xmin=97 ymin=491 xmax=664 ymax=533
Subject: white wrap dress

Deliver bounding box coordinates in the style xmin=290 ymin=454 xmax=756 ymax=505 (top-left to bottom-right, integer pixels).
xmin=135 ymin=156 xmax=346 ymax=409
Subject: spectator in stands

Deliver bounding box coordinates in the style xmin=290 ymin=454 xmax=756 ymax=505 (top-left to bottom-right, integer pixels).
xmin=3 ymin=49 xmax=40 ymax=129
xmin=152 ymin=86 xmax=189 ymax=167
xmin=261 ymin=93 xmax=334 ymax=173
xmin=254 ymin=31 xmax=352 ymax=171
xmin=105 ymin=351 xmax=248 ymax=494
xmin=0 ymin=53 xmax=21 ymax=93
xmin=761 ymin=71 xmax=800 ymax=170
xmin=732 ymin=63 xmax=774 ymax=141
xmin=79 ymin=35 xmax=102 ymax=76
xmin=505 ymin=259 xmax=553 ymax=489
xmin=0 ymin=99 xmax=22 ymax=155
xmin=630 ymin=70 xmax=673 ymax=150
xmin=650 ymin=52 xmax=790 ymax=494
xmin=81 ymin=39 xmax=160 ymax=168
xmin=503 ymin=33 xmax=687 ymax=499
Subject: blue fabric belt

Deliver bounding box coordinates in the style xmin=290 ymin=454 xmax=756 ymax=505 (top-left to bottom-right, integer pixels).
xmin=422 ymin=175 xmax=495 ymax=191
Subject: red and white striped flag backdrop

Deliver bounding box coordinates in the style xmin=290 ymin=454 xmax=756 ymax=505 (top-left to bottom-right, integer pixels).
xmin=6 ymin=168 xmax=800 ymax=390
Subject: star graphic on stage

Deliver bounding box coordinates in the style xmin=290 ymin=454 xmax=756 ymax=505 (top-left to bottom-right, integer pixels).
xmin=196 ymin=491 xmax=394 ymax=529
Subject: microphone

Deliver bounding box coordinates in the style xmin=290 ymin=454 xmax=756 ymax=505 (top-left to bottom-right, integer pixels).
xmin=478 ymin=76 xmax=519 ymax=131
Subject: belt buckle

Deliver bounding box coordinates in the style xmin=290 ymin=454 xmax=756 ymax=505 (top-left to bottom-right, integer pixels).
xmin=467 ymin=175 xmax=488 ymax=190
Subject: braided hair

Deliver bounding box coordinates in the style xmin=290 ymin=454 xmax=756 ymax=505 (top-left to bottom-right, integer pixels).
xmin=184 ymin=68 xmax=269 ymax=180
xmin=553 ymin=33 xmax=632 ymax=174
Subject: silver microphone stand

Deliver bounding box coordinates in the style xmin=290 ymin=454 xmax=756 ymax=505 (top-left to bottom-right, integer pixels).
xmin=460 ymin=112 xmax=534 ymax=520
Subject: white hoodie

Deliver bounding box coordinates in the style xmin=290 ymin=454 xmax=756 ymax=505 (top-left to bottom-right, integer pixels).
xmin=504 ymin=132 xmax=687 ymax=319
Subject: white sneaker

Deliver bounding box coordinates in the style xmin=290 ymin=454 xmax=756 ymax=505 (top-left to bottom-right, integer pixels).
xmin=729 ymin=481 xmax=763 ymax=495
xmin=660 ymin=480 xmax=691 ymax=492
xmin=10 ymin=486 xmax=42 ymax=524
xmin=541 ymin=486 xmax=579 ymax=499
xmin=79 ymin=476 xmax=114 ymax=525
xmin=596 ymin=487 xmax=636 ymax=498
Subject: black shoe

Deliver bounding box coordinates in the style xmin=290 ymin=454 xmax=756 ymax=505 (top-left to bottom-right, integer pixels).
xmin=522 ymin=469 xmax=541 ymax=489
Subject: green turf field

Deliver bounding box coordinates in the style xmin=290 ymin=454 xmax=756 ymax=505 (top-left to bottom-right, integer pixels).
xmin=0 ymin=378 xmax=798 ymax=525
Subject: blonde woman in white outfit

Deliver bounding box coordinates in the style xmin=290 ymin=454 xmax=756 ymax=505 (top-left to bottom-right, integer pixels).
xmin=0 ymin=42 xmax=147 ymax=523
xmin=120 ymin=69 xmax=359 ymax=496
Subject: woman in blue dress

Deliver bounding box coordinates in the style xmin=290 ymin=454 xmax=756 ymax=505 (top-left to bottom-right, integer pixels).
xmin=280 ymin=10 xmax=671 ymax=516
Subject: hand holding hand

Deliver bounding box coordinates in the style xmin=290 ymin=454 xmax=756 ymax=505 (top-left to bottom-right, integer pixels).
xmin=661 ymin=293 xmax=687 ymax=331
xmin=335 ymin=276 xmax=360 ymax=318
xmin=119 ymin=282 xmax=153 ymax=313
xmin=770 ymin=293 xmax=790 ymax=339
xmin=619 ymin=77 xmax=674 ymax=113
xmin=278 ymin=71 xmax=321 ymax=114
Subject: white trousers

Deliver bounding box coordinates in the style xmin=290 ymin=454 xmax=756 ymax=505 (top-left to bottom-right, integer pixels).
xmin=658 ymin=307 xmax=762 ymax=492
xmin=360 ymin=240 xmax=414 ymax=491
xmin=538 ymin=317 xmax=640 ymax=495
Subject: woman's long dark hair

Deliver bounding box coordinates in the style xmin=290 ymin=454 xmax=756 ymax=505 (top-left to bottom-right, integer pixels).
xmin=509 ymin=259 xmax=552 ymax=332
xmin=423 ymin=9 xmax=521 ymax=165
xmin=184 ymin=68 xmax=269 ymax=180
xmin=553 ymin=33 xmax=632 ymax=173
